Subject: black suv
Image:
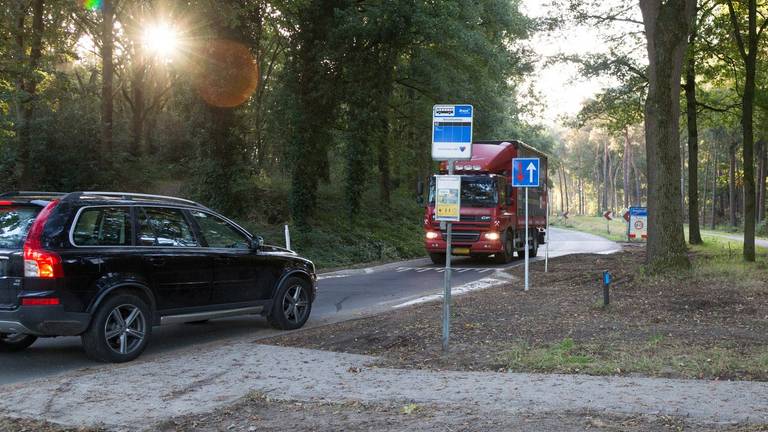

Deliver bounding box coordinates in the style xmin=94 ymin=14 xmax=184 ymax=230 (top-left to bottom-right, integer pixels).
xmin=0 ymin=191 xmax=316 ymax=362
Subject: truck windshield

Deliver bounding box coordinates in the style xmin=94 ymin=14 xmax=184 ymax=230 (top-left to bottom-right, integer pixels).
xmin=429 ymin=176 xmax=498 ymax=208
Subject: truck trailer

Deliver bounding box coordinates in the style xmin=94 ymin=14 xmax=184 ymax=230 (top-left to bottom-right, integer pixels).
xmin=422 ymin=140 xmax=548 ymax=264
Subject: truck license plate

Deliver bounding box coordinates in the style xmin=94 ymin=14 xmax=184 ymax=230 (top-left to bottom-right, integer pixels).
xmin=452 ymin=247 xmax=470 ymax=255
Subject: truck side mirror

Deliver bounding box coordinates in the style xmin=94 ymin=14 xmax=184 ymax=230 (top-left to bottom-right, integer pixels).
xmin=506 ymin=184 xmax=513 ymax=205
xmin=417 ymin=180 xmax=424 ymax=196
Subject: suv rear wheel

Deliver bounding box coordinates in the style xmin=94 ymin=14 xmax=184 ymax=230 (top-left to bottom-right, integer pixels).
xmin=82 ymin=293 xmax=151 ymax=363
xmin=0 ymin=333 xmax=37 ymax=352
xmin=267 ymin=277 xmax=312 ymax=330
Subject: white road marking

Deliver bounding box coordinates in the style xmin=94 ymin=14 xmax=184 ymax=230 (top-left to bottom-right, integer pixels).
xmin=317 ymin=274 xmax=352 ymax=281
xmin=392 ymin=271 xmax=515 ymax=309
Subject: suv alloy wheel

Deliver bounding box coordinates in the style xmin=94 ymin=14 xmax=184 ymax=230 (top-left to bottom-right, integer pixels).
xmin=82 ymin=293 xmax=152 ymax=363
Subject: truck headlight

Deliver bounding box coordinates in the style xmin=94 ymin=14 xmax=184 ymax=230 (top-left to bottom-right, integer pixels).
xmin=426 ymin=231 xmax=439 ymax=239
xmin=484 ymin=232 xmax=500 ymax=241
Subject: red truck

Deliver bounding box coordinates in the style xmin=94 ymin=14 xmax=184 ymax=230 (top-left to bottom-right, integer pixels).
xmin=421 ymin=140 xmax=548 ymax=264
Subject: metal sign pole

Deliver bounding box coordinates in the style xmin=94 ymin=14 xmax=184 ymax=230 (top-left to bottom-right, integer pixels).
xmin=545 ymin=192 xmax=549 ymax=273
xmin=524 ymin=187 xmax=529 ymax=291
xmin=442 ymin=161 xmax=454 ymax=352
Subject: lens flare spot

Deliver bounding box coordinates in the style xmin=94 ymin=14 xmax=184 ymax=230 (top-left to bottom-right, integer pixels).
xmin=195 ymin=40 xmax=259 ymax=108
xmin=82 ymin=0 xmax=103 ymax=11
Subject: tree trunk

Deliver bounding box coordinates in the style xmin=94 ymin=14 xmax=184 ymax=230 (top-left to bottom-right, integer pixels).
xmin=759 ymin=139 xmax=766 ymax=222
xmin=623 ymin=127 xmax=632 ymax=208
xmin=684 ymin=22 xmax=702 ymax=244
xmin=729 ymin=141 xmax=738 ymax=227
xmin=101 ymin=0 xmax=114 ymax=155
xmin=711 ymin=146 xmax=718 ymax=229
xmin=130 ymin=62 xmax=145 ymax=158
xmin=558 ymin=165 xmax=565 ymax=213
xmin=639 ymin=0 xmax=695 ymax=270
xmin=563 ymin=166 xmax=570 ymax=212
xmin=726 ymin=0 xmax=759 ymax=261
xmin=15 ymin=0 xmax=44 ymax=188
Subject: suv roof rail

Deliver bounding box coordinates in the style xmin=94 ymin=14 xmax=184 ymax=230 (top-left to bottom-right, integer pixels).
xmin=0 ymin=191 xmax=67 ymax=199
xmin=75 ymin=191 xmax=207 ymax=209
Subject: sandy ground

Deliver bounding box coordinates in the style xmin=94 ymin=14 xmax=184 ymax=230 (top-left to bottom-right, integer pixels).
xmin=0 ymin=341 xmax=766 ymax=431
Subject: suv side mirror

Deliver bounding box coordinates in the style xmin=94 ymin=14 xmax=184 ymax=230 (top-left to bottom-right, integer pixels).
xmin=252 ymin=235 xmax=264 ymax=249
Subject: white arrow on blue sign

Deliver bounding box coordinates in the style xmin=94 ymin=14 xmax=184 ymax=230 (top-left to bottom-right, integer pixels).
xmin=512 ymin=158 xmax=540 ymax=187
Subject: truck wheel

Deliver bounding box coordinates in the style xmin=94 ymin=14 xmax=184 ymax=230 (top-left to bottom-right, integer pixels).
xmin=267 ymin=277 xmax=312 ymax=330
xmin=0 ymin=333 xmax=37 ymax=352
xmin=529 ymin=234 xmax=539 ymax=257
xmin=81 ymin=293 xmax=152 ymax=363
xmin=494 ymin=232 xmax=514 ymax=264
xmin=429 ymin=252 xmax=446 ymax=265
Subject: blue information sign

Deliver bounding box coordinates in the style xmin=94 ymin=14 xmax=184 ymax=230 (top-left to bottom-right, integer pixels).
xmin=432 ymin=104 xmax=473 ymax=160
xmin=512 ymin=158 xmax=540 ymax=187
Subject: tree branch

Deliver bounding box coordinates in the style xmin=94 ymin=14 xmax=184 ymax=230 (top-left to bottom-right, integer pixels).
xmin=726 ymin=0 xmax=748 ymax=60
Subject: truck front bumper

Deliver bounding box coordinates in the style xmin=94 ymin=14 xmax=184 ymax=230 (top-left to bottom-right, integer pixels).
xmin=425 ymin=238 xmax=503 ymax=255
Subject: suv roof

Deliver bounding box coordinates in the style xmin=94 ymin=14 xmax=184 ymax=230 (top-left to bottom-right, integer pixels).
xmin=0 ymin=191 xmax=209 ymax=210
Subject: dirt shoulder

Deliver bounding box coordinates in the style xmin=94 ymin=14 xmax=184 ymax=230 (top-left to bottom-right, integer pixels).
xmin=3 ymin=394 xmax=764 ymax=432
xmin=268 ymin=245 xmax=768 ymax=381
xmin=153 ymin=393 xmax=766 ymax=432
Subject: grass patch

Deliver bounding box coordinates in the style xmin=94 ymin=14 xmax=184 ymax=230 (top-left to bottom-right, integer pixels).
xmin=497 ymin=338 xmax=768 ymax=380
xmin=552 ymin=215 xmax=630 ymax=242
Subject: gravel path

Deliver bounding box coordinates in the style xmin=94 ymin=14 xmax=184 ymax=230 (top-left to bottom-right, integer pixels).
xmin=0 ymin=342 xmax=765 ymax=431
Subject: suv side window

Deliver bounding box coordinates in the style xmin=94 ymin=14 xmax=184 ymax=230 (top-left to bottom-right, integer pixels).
xmin=72 ymin=207 xmax=133 ymax=246
xmin=190 ymin=211 xmax=250 ymax=249
xmin=137 ymin=207 xmax=198 ymax=247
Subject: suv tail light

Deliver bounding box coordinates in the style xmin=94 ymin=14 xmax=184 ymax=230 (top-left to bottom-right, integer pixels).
xmin=23 ymin=200 xmax=64 ymax=279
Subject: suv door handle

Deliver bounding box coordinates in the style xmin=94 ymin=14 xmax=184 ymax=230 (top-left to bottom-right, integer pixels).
xmin=146 ymin=257 xmax=165 ymax=267
xmin=215 ymin=256 xmax=233 ymax=263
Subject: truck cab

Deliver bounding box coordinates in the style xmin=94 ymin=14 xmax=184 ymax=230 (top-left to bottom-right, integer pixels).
xmin=422 ymin=141 xmax=548 ymax=264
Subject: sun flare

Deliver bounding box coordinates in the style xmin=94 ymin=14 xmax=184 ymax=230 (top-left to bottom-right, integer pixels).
xmin=142 ymin=22 xmax=180 ymax=60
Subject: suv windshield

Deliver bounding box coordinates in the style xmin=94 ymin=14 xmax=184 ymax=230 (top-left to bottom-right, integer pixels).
xmin=0 ymin=205 xmax=40 ymax=249
xmin=429 ymin=176 xmax=499 ymax=208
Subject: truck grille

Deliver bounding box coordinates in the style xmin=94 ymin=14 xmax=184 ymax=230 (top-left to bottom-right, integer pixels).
xmin=459 ymin=215 xmax=490 ymax=222
xmin=442 ymin=231 xmax=480 ymax=243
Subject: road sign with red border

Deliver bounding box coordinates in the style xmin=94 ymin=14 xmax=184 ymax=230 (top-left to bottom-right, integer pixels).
xmin=627 ymin=207 xmax=648 ymax=241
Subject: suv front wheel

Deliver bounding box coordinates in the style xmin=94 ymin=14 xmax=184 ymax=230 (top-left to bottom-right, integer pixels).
xmin=267 ymin=277 xmax=312 ymax=330
xmin=82 ymin=293 xmax=152 ymax=363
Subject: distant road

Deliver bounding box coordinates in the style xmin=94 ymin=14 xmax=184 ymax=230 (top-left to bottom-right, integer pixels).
xmin=0 ymin=227 xmax=619 ymax=386
xmin=700 ymin=230 xmax=768 ymax=248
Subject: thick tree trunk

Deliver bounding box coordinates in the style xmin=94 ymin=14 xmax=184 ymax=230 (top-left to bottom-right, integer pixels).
xmin=101 ymin=0 xmax=114 ymax=155
xmin=639 ymin=0 xmax=695 ymax=270
xmin=684 ymin=26 xmax=702 ymax=244
xmin=729 ymin=141 xmax=738 ymax=227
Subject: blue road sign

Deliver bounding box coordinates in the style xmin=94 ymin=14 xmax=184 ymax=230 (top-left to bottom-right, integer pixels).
xmin=512 ymin=158 xmax=540 ymax=187
xmin=432 ymin=104 xmax=473 ymax=160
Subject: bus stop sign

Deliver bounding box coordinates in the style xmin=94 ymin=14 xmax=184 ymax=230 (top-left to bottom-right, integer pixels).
xmin=432 ymin=104 xmax=473 ymax=160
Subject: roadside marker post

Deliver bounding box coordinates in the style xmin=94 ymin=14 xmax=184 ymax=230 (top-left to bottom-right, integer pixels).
xmin=512 ymin=158 xmax=540 ymax=292
xmin=432 ymin=104 xmax=472 ymax=352
xmin=602 ymin=270 xmax=611 ymax=306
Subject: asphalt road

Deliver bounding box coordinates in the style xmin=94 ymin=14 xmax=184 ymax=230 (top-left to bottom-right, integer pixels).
xmin=0 ymin=227 xmax=618 ymax=386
